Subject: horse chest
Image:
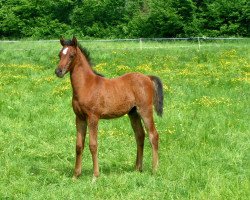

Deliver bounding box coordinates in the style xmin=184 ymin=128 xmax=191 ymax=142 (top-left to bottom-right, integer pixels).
xmin=72 ymin=98 xmax=88 ymax=116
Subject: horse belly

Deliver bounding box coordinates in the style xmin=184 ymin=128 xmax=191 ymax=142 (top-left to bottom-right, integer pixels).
xmin=98 ymin=93 xmax=135 ymax=119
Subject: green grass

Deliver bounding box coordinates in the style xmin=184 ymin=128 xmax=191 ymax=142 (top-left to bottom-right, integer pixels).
xmin=0 ymin=39 xmax=249 ymax=199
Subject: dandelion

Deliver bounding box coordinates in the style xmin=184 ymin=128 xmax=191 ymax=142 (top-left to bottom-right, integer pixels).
xmin=194 ymin=96 xmax=232 ymax=107
xmin=197 ymin=63 xmax=205 ymax=68
xmin=231 ymin=77 xmax=250 ymax=83
xmin=220 ymin=60 xmax=231 ymax=67
xmin=116 ymin=65 xmax=131 ymax=73
xmin=166 ymin=128 xmax=175 ymax=134
xmin=221 ymin=49 xmax=237 ymax=59
xmin=238 ymin=57 xmax=248 ymax=67
xmin=163 ymin=84 xmax=172 ymax=93
xmin=6 ymin=63 xmax=43 ymax=71
xmin=52 ymin=84 xmax=70 ymax=96
xmin=159 ymin=68 xmax=172 ymax=74
xmin=136 ymin=64 xmax=153 ymax=72
xmin=95 ymin=62 xmax=108 ymax=71
xmin=178 ymin=68 xmax=194 ymax=76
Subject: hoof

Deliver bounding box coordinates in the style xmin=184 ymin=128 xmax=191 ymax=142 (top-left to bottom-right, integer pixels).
xmin=92 ymin=175 xmax=98 ymax=184
xmin=135 ymin=165 xmax=143 ymax=172
xmin=72 ymin=176 xmax=78 ymax=181
xmin=73 ymin=171 xmax=81 ymax=180
xmin=73 ymin=169 xmax=82 ymax=178
xmin=152 ymin=167 xmax=158 ymax=175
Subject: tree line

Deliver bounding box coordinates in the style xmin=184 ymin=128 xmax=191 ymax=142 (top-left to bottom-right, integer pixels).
xmin=0 ymin=0 xmax=249 ymax=39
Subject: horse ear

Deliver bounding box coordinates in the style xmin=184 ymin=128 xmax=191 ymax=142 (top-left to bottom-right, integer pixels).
xmin=72 ymin=36 xmax=78 ymax=47
xmin=60 ymin=37 xmax=65 ymax=46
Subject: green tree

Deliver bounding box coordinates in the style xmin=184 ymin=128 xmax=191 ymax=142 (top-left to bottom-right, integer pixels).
xmin=0 ymin=0 xmax=249 ymax=39
xmin=70 ymin=0 xmax=126 ymax=38
xmin=0 ymin=0 xmax=73 ymax=38
xmin=125 ymin=0 xmax=185 ymax=38
xmin=192 ymin=0 xmax=249 ymax=36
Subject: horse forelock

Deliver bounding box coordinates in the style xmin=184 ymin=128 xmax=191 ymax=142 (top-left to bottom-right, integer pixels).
xmin=63 ymin=39 xmax=74 ymax=46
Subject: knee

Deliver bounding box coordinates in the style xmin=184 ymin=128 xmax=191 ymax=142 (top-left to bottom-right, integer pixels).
xmin=149 ymin=133 xmax=159 ymax=148
xmin=76 ymin=145 xmax=83 ymax=155
xmin=89 ymin=144 xmax=97 ymax=154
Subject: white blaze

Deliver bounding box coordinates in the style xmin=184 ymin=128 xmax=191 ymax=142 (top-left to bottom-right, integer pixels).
xmin=62 ymin=47 xmax=69 ymax=55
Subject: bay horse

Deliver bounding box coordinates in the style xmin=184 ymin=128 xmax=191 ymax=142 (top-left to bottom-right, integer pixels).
xmin=55 ymin=36 xmax=164 ymax=179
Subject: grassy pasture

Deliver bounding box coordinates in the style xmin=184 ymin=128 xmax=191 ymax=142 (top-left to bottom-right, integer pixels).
xmin=0 ymin=39 xmax=249 ymax=199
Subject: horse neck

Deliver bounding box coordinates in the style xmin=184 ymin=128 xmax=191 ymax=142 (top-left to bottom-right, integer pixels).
xmin=70 ymin=48 xmax=96 ymax=95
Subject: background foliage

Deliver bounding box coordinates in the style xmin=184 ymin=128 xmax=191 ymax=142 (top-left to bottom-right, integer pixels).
xmin=0 ymin=0 xmax=249 ymax=39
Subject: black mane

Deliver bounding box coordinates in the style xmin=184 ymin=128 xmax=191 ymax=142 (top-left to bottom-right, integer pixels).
xmin=64 ymin=40 xmax=104 ymax=77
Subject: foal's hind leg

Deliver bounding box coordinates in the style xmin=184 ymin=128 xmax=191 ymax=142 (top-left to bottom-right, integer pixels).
xmin=138 ymin=108 xmax=159 ymax=173
xmin=128 ymin=109 xmax=145 ymax=171
xmin=74 ymin=116 xmax=87 ymax=178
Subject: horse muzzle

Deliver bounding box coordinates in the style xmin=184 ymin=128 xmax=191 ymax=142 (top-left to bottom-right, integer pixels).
xmin=55 ymin=68 xmax=66 ymax=78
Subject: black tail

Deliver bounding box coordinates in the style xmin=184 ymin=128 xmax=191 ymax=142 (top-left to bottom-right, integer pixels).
xmin=149 ymin=76 xmax=164 ymax=117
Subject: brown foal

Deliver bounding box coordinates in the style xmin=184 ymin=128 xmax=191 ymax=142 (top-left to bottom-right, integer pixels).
xmin=55 ymin=37 xmax=164 ymax=179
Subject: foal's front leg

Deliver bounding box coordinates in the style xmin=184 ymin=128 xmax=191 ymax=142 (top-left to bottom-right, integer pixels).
xmin=87 ymin=115 xmax=99 ymax=179
xmin=73 ymin=116 xmax=87 ymax=178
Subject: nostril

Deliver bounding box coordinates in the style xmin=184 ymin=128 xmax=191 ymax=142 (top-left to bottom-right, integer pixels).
xmin=55 ymin=68 xmax=63 ymax=77
xmin=55 ymin=68 xmax=61 ymax=74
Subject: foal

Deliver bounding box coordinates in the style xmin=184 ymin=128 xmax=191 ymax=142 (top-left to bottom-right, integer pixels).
xmin=55 ymin=37 xmax=164 ymax=179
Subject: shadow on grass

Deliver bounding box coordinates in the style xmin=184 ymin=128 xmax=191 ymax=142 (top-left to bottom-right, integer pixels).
xmin=61 ymin=162 xmax=137 ymax=179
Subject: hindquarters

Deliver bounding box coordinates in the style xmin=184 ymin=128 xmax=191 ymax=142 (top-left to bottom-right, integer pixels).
xmin=127 ymin=73 xmax=163 ymax=117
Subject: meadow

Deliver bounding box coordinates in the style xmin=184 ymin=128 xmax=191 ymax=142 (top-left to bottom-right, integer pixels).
xmin=0 ymin=39 xmax=249 ymax=199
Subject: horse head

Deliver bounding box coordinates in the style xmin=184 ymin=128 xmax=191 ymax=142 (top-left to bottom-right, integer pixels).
xmin=55 ymin=36 xmax=78 ymax=78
